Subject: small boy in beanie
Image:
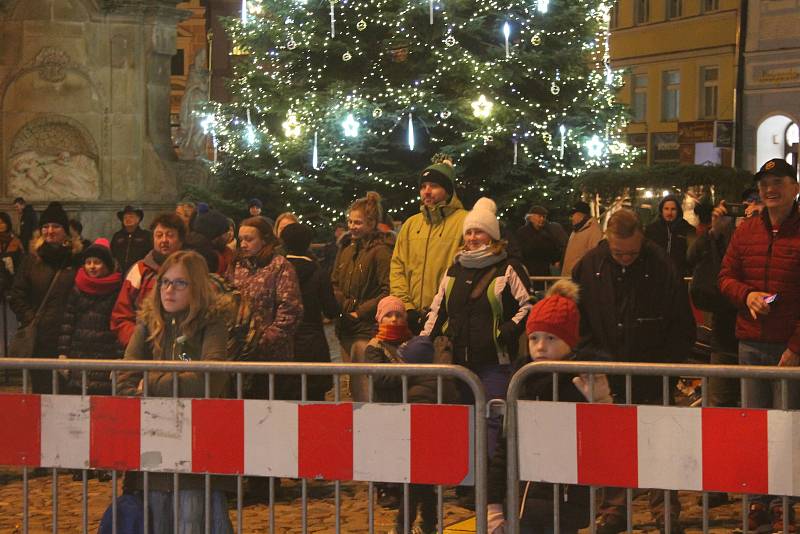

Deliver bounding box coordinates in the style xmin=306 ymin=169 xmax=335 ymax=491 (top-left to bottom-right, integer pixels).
xmin=487 ymin=279 xmax=612 ymax=534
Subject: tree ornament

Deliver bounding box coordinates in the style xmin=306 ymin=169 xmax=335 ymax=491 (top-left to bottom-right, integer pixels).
xmin=329 ymin=0 xmax=337 ymax=37
xmin=241 ymin=0 xmax=248 ymax=24
xmin=356 ymin=19 xmax=367 ymax=31
xmin=429 ymin=0 xmax=434 ymax=24
xmin=444 ymin=35 xmax=456 ymax=47
xmin=312 ymin=131 xmax=319 ymax=169
xmin=440 ymin=110 xmax=451 ymax=119
xmin=542 ymin=131 xmax=552 ymax=145
xmin=471 ymin=95 xmax=493 ymax=118
xmin=407 ymin=113 xmax=415 ymax=151
xmin=342 ymin=51 xmax=352 ymax=61
xmin=372 ymin=108 xmax=383 ymax=118
xmin=558 ymin=124 xmax=567 ymax=159
xmin=341 ymin=113 xmax=359 ymax=137
xmin=531 ymin=33 xmax=542 ymax=46
xmin=282 ymin=111 xmax=302 ymax=138
xmin=537 ymin=0 xmax=549 ymax=13
xmin=513 ymin=137 xmax=518 ymax=165
xmin=287 ymin=40 xmax=297 ymax=50
xmin=245 ymin=109 xmax=257 ymax=146
xmin=503 ymin=22 xmax=511 ymax=58
xmin=586 ymin=135 xmax=605 ymax=158
xmin=388 ymin=42 xmax=409 ymax=62
xmin=551 ymin=69 xmax=561 ymax=95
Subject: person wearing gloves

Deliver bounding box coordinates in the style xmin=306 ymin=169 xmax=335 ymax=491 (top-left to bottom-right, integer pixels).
xmin=421 ymin=197 xmax=532 ymax=461
xmin=487 ymin=279 xmax=613 ymax=534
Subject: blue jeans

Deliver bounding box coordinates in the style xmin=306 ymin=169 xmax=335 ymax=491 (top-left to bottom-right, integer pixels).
xmin=739 ymin=341 xmax=800 ymax=410
xmin=739 ymin=341 xmax=799 ymax=512
xmin=148 ymin=490 xmax=233 ymax=534
xmin=460 ymin=364 xmax=511 ymax=460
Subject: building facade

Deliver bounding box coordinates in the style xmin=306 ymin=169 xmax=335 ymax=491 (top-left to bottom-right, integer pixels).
xmin=741 ymin=0 xmax=800 ymax=174
xmin=610 ymin=0 xmax=740 ymax=167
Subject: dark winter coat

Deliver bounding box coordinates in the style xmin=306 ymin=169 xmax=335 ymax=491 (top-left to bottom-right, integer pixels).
xmin=515 ymin=221 xmax=562 ymax=277
xmin=286 ymin=254 xmax=340 ymax=400
xmin=110 ymin=226 xmax=152 ymax=275
xmin=9 ymin=240 xmax=81 ymax=357
xmin=0 ymin=232 xmax=24 ymax=294
xmin=719 ymin=205 xmax=800 ymax=354
xmin=364 ymin=338 xmax=459 ymax=404
xmin=488 ymin=362 xmax=590 ymax=531
xmin=422 ymin=252 xmax=532 ymax=367
xmin=644 ymin=195 xmax=696 ymax=277
xmin=18 ymin=205 xmax=37 ymax=251
xmin=57 ymin=273 xmax=123 ymax=394
xmin=331 ymin=231 xmax=392 ymax=340
xmin=572 ymin=239 xmax=696 ymax=402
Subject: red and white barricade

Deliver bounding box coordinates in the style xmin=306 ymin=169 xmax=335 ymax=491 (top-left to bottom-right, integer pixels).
xmin=519 ymin=401 xmax=800 ymax=495
xmin=0 ymin=394 xmax=474 ymax=486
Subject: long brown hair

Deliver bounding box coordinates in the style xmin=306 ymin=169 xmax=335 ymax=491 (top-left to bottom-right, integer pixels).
xmin=143 ymin=250 xmax=215 ymax=355
xmin=236 ymin=216 xmax=279 ymax=266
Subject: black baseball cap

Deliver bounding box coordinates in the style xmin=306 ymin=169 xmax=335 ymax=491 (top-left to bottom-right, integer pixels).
xmin=754 ymin=158 xmax=797 ymax=182
xmin=569 ymin=201 xmax=591 ymax=216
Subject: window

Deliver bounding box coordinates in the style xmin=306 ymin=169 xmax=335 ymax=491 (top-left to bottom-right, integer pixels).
xmin=785 ymin=123 xmax=799 ymax=167
xmin=661 ymin=70 xmax=680 ymax=121
xmin=702 ymin=0 xmax=719 ymax=12
xmin=171 ymin=49 xmax=185 ymax=76
xmin=666 ymin=0 xmax=682 ymax=19
xmin=699 ymin=66 xmax=719 ymax=118
xmin=610 ymin=4 xmax=619 ymax=29
xmin=634 ymin=0 xmax=649 ymax=24
xmin=632 ymin=74 xmax=648 ymax=122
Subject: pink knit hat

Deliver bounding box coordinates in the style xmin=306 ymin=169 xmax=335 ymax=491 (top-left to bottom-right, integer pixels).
xmin=375 ymin=296 xmax=407 ymax=323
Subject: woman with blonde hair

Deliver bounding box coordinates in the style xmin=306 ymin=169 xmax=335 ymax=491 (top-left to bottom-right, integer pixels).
xmin=273 ymin=211 xmax=299 ymax=238
xmin=118 ymin=250 xmax=234 ymax=533
xmin=331 ymin=191 xmax=392 ymax=400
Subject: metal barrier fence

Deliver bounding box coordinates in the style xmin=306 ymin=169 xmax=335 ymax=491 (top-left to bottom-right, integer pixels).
xmin=505 ymin=360 xmax=800 ymax=534
xmin=0 ymin=358 xmax=488 ymax=534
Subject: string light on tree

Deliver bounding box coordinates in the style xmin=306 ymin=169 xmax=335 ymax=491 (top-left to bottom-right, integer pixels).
xmin=471 ymin=95 xmax=493 ymax=118
xmin=341 ymin=113 xmax=359 ymax=137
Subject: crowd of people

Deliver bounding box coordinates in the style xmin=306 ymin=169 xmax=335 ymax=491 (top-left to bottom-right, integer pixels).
xmin=2 ymin=155 xmax=799 ymax=534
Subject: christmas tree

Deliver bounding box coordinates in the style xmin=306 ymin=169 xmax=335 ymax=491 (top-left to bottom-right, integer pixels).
xmin=207 ymin=0 xmax=636 ymax=226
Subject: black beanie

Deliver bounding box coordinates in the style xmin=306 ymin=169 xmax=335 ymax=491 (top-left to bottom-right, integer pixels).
xmin=281 ymin=223 xmax=313 ymax=255
xmin=83 ymin=238 xmax=115 ymax=272
xmin=193 ymin=210 xmax=229 ymax=240
xmin=39 ymin=202 xmax=69 ymax=230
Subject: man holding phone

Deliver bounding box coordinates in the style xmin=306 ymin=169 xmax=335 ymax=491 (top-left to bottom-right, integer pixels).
xmin=719 ymin=158 xmax=800 ymax=533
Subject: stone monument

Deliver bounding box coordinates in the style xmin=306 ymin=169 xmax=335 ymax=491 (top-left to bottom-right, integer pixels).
xmin=0 ymin=0 xmax=200 ymax=237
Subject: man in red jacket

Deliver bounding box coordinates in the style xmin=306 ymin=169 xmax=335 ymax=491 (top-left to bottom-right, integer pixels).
xmin=110 ymin=213 xmax=186 ymax=347
xmin=719 ymin=157 xmax=800 ymax=533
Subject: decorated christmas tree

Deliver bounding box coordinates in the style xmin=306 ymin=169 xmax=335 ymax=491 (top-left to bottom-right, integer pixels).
xmin=207 ymin=0 xmax=636 ymax=225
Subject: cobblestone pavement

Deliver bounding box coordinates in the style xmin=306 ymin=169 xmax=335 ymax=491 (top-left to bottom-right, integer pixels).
xmin=0 ymin=469 xmax=783 ymax=534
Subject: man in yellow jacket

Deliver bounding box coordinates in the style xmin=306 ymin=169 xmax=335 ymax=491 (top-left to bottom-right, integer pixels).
xmin=390 ymin=159 xmax=467 ymax=333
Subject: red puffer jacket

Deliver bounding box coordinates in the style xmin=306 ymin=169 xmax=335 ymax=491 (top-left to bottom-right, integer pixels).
xmin=719 ymin=206 xmax=800 ymax=353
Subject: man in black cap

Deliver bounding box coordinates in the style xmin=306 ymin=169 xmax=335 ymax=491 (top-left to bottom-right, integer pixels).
xmin=562 ymin=201 xmax=603 ymax=276
xmin=248 ymin=198 xmax=263 ymax=217
xmin=515 ymin=204 xmax=562 ymax=287
xmin=719 ymin=157 xmax=800 ymax=533
xmin=191 ymin=209 xmax=234 ymax=275
xmin=110 ymin=206 xmax=152 ymax=275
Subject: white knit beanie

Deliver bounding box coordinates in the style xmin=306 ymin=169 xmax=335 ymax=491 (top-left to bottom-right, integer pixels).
xmin=463 ymin=197 xmax=501 ymax=240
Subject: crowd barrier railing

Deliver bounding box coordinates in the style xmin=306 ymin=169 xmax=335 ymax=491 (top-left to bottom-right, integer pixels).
xmin=505 ymin=360 xmax=800 ymax=534
xmin=0 ymin=358 xmax=488 ymax=534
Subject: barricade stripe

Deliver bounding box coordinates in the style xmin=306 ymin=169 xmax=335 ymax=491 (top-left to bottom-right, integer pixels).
xmin=767 ymin=410 xmax=800 ymax=496
xmin=411 ymin=404 xmax=473 ymax=486
xmin=90 ymin=396 xmax=140 ymax=470
xmin=140 ymin=398 xmax=192 ymax=472
xmin=517 ymin=401 xmax=577 ymax=485
xmin=0 ymin=394 xmax=40 ymax=467
xmin=41 ymin=395 xmax=90 ymax=470
xmin=353 ymin=403 xmax=410 ymax=483
xmin=637 ymin=406 xmax=702 ymax=491
xmin=577 ymin=403 xmax=637 ymax=487
xmin=192 ymin=399 xmax=244 ymax=474
xmin=244 ymin=400 xmax=298 ymax=478
xmin=298 ymin=403 xmax=353 ymax=480
xmin=702 ymin=408 xmax=768 ymax=494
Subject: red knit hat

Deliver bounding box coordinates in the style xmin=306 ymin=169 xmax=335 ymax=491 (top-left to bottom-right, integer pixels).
xmin=525 ymin=280 xmax=581 ymax=349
